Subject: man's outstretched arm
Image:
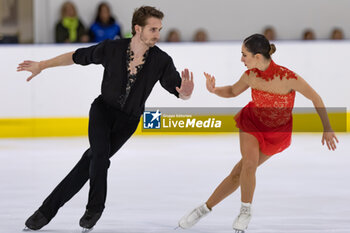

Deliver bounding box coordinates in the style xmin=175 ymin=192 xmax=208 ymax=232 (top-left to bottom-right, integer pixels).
xmin=17 ymin=51 xmax=75 ymax=81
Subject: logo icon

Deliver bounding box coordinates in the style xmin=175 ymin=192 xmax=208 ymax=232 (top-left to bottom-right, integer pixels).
xmin=143 ymin=110 xmax=161 ymax=129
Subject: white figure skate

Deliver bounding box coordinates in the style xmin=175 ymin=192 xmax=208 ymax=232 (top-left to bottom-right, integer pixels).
xmin=178 ymin=203 xmax=211 ymax=229
xmin=232 ymin=203 xmax=252 ymax=233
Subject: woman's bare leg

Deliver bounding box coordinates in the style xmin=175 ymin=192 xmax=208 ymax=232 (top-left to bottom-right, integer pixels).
xmin=206 ymin=135 xmax=270 ymax=209
xmin=205 ymin=160 xmax=242 ymax=209
xmin=239 ymin=131 xmax=261 ymax=203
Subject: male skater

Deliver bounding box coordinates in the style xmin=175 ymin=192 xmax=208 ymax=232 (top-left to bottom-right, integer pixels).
xmin=18 ymin=6 xmax=194 ymax=231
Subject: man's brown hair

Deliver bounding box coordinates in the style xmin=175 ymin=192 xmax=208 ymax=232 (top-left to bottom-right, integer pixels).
xmin=131 ymin=6 xmax=164 ymax=36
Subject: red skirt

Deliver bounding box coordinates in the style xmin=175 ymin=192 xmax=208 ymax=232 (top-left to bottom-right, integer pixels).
xmin=234 ymin=102 xmax=292 ymax=156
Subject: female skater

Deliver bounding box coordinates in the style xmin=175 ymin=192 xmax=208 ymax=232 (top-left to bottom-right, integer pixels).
xmin=178 ymin=34 xmax=338 ymax=232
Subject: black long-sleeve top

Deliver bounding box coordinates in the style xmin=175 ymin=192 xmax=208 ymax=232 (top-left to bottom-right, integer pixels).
xmin=72 ymin=38 xmax=182 ymax=117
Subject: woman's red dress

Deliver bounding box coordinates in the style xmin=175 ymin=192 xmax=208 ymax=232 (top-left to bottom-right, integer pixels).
xmin=235 ymin=61 xmax=297 ymax=155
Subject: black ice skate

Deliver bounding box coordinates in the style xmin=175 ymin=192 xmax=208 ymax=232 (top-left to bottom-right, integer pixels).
xmin=79 ymin=210 xmax=102 ymax=232
xmin=24 ymin=210 xmax=49 ymax=231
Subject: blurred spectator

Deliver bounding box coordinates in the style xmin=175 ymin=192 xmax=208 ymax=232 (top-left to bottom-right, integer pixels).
xmin=263 ymin=26 xmax=276 ymax=41
xmin=166 ymin=29 xmax=181 ymax=42
xmin=193 ymin=29 xmax=208 ymax=42
xmin=89 ymin=2 xmax=122 ymax=42
xmin=302 ymin=29 xmax=316 ymax=40
xmin=330 ymin=28 xmax=344 ymax=40
xmin=55 ymin=1 xmax=89 ymax=43
xmin=123 ymin=32 xmax=133 ymax=38
xmin=0 ymin=34 xmax=18 ymax=44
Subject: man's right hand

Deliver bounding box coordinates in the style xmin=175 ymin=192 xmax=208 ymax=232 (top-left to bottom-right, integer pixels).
xmin=17 ymin=60 xmax=42 ymax=82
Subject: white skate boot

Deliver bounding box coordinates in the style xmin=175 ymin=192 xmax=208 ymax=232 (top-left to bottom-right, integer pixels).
xmin=178 ymin=203 xmax=211 ymax=229
xmin=232 ymin=203 xmax=252 ymax=233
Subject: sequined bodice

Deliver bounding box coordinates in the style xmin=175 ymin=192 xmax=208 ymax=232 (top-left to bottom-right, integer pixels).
xmin=246 ymin=60 xmax=297 ymax=128
xmin=251 ymin=88 xmax=295 ymax=127
xmin=252 ymin=89 xmax=295 ymax=127
xmin=252 ymin=88 xmax=295 ymax=108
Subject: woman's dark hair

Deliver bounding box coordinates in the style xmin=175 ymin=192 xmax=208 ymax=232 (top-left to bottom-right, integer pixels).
xmin=95 ymin=2 xmax=115 ymax=25
xmin=243 ymin=34 xmax=276 ymax=59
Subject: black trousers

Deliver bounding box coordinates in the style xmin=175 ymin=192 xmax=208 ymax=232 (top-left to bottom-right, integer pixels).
xmin=38 ymin=96 xmax=140 ymax=220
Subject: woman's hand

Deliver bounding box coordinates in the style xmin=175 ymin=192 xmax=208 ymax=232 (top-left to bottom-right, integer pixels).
xmin=322 ymin=130 xmax=339 ymax=151
xmin=204 ymin=72 xmax=216 ymax=93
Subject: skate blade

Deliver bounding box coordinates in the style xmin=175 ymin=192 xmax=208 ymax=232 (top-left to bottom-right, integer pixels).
xmin=234 ymin=230 xmax=245 ymax=233
xmin=23 ymin=227 xmax=32 ymax=231
xmin=82 ymin=227 xmax=94 ymax=233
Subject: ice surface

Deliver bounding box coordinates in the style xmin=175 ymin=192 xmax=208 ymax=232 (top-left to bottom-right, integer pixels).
xmin=0 ymin=134 xmax=349 ymax=233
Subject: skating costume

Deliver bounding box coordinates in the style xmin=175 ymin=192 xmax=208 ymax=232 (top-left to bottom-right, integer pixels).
xmin=234 ymin=60 xmax=297 ymax=155
xmin=36 ymin=38 xmax=181 ymax=221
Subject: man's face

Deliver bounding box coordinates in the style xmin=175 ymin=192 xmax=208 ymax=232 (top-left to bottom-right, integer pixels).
xmin=139 ymin=17 xmax=162 ymax=47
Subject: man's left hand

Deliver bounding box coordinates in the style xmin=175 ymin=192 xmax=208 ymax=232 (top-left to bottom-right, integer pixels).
xmin=176 ymin=68 xmax=194 ymax=100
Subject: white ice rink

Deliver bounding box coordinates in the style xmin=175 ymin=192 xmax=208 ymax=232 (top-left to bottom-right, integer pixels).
xmin=0 ymin=134 xmax=349 ymax=233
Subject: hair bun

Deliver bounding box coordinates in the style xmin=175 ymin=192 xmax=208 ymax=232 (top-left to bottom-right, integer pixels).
xmin=269 ymin=44 xmax=276 ymax=55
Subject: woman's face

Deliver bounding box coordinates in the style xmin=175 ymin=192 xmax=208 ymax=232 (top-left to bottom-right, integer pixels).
xmin=64 ymin=3 xmax=76 ymax=17
xmin=99 ymin=5 xmax=110 ymax=24
xmin=332 ymin=30 xmax=343 ymax=40
xmin=241 ymin=45 xmax=257 ymax=69
xmin=168 ymin=31 xmax=180 ymax=42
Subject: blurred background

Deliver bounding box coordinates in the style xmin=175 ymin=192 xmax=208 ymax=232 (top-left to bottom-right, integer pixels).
xmin=1 ymin=0 xmax=349 ymax=44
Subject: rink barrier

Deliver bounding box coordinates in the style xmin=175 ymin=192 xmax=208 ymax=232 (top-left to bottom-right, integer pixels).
xmin=0 ymin=113 xmax=348 ymax=137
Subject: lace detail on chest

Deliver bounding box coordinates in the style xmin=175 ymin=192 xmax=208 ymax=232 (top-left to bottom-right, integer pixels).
xmin=251 ymin=88 xmax=295 ymax=128
xmin=126 ymin=44 xmax=149 ymax=78
xmin=245 ymin=60 xmax=298 ymax=81
xmin=119 ymin=43 xmax=149 ymax=107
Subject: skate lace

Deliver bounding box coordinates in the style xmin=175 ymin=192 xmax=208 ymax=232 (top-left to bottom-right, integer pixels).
xmin=192 ymin=206 xmax=207 ymax=220
xmin=239 ymin=206 xmax=250 ymax=216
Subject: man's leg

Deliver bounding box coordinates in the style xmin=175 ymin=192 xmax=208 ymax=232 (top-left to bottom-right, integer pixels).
xmin=25 ymin=149 xmax=93 ymax=230
xmin=86 ymin=115 xmax=140 ymax=213
xmin=80 ymin=113 xmax=139 ymax=229
xmin=25 ymin=101 xmax=112 ymax=230
xmin=38 ymin=149 xmax=91 ymax=220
